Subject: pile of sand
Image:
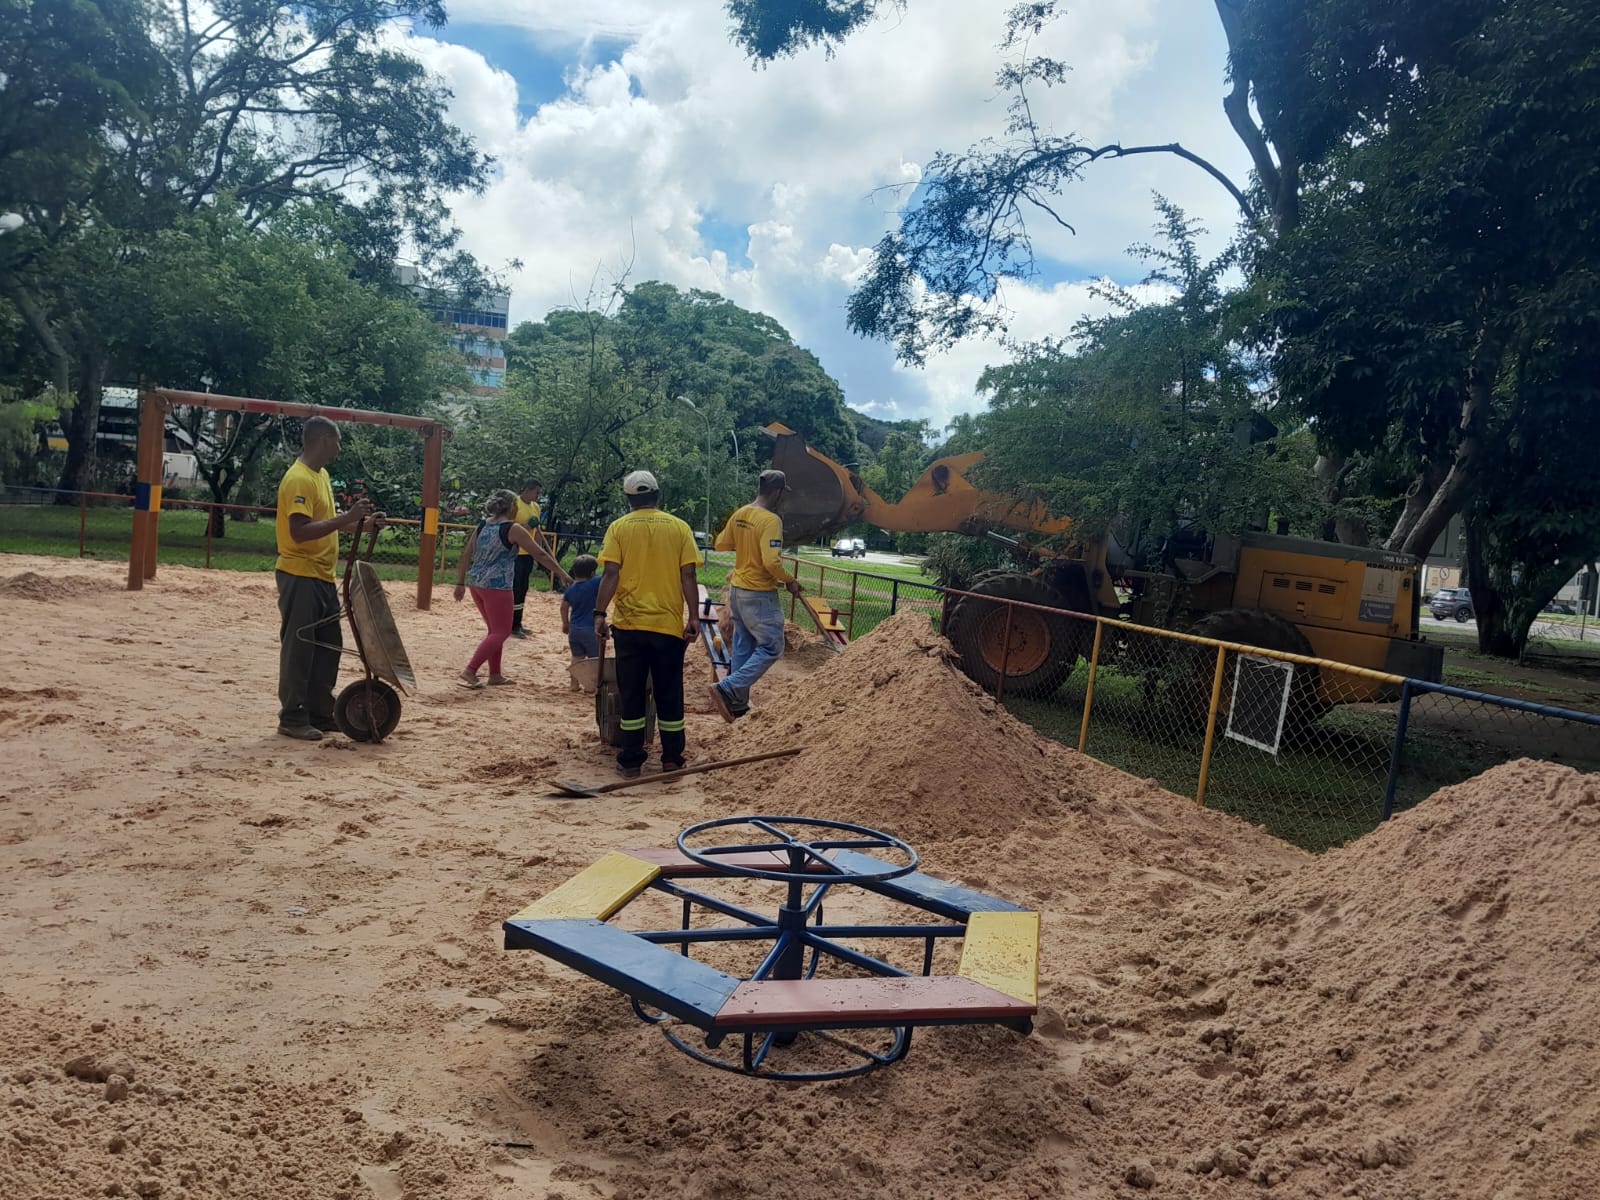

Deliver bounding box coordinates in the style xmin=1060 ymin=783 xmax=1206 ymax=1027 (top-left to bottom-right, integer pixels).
xmin=727 ymin=612 xmax=1070 ymax=841
xmin=0 ymin=571 xmax=113 ymax=601
xmin=1067 ymin=758 xmax=1600 ymax=1197
xmin=0 ymin=996 xmax=500 ymax=1200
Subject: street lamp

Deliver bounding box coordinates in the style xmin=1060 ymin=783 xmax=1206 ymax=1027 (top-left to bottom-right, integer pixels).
xmin=678 ymin=396 xmax=712 ymax=554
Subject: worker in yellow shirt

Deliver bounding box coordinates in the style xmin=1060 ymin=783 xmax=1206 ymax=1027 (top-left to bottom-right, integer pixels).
xmin=510 ymin=478 xmax=544 ymax=638
xmin=708 ymin=469 xmax=803 ymax=722
xmin=593 ymin=470 xmax=701 ymax=777
xmin=273 ymin=416 xmax=383 ymax=741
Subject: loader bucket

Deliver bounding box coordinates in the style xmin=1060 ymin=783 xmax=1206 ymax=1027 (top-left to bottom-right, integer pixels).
xmin=765 ymin=423 xmax=867 ymax=545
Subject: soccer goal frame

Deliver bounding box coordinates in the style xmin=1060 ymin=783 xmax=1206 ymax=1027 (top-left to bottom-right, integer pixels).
xmin=126 ymin=388 xmax=450 ymax=609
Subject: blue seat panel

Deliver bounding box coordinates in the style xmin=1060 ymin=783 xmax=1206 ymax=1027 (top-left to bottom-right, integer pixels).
xmin=829 ymin=850 xmax=1028 ymax=919
xmin=503 ymin=917 xmax=742 ymax=1027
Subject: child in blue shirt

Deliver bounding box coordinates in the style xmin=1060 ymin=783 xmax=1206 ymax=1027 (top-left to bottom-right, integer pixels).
xmin=560 ymin=555 xmax=603 ymax=686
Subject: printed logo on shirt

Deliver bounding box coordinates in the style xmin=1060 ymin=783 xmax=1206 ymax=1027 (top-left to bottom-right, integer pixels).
xmin=768 ymin=539 xmax=782 ymax=547
xmin=292 ymin=495 xmax=308 ymax=505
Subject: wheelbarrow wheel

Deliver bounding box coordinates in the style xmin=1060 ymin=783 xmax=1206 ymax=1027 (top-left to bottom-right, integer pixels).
xmin=335 ymin=679 xmax=402 ymax=743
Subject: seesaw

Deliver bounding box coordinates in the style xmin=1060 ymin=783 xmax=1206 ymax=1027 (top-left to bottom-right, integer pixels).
xmin=502 ymin=816 xmax=1039 ymax=1081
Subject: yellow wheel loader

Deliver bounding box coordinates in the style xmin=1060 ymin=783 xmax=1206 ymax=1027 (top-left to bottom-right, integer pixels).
xmin=765 ymin=423 xmax=1444 ymax=717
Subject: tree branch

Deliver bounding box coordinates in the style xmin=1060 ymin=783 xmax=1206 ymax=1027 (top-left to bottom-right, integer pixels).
xmin=1080 ymin=142 xmax=1258 ymax=224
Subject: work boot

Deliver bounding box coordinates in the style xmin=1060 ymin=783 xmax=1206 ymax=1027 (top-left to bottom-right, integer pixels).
xmin=617 ymin=763 xmax=642 ymax=779
xmin=708 ymin=683 xmax=742 ymax=723
xmin=277 ymin=723 xmax=323 ymax=741
xmin=510 ymin=628 xmax=529 ymax=639
xmin=309 ymin=716 xmax=342 ymax=735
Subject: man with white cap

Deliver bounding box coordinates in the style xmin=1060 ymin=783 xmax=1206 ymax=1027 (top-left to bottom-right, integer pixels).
xmin=592 ymin=470 xmax=701 ymax=777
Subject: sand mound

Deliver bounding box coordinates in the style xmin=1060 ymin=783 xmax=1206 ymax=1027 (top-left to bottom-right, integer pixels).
xmin=781 ymin=619 xmax=837 ymax=663
xmin=0 ymin=996 xmax=498 ymax=1200
xmin=0 ymin=571 xmax=113 ymax=601
xmin=1079 ymin=758 xmax=1600 ymax=1197
xmin=730 ymin=612 xmax=1107 ymax=842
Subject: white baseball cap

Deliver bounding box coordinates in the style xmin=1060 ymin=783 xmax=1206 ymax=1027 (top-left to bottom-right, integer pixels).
xmin=622 ymin=470 xmax=659 ymax=495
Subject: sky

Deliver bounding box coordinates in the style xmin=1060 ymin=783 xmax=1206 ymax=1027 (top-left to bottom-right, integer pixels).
xmin=394 ymin=0 xmax=1253 ymax=431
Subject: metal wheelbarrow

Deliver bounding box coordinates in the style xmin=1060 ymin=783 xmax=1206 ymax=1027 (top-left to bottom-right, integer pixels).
xmin=298 ymin=517 xmax=416 ymax=743
xmin=591 ymin=623 xmax=655 ymax=748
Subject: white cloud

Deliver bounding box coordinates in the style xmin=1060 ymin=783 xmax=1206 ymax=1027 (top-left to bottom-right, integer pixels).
xmin=400 ymin=0 xmax=1250 ymax=424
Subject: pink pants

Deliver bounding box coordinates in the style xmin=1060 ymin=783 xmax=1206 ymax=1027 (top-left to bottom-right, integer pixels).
xmin=467 ymin=586 xmax=514 ymax=674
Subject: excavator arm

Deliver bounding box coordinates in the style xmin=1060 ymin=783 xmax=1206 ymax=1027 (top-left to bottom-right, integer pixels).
xmin=765 ymin=423 xmax=1074 ymax=545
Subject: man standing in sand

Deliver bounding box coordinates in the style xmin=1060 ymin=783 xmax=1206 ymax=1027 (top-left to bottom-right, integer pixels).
xmin=510 ymin=478 xmax=545 ymax=639
xmin=592 ymin=471 xmax=701 ymax=778
xmin=708 ymin=469 xmax=803 ymax=722
xmin=273 ymin=416 xmax=382 ymax=742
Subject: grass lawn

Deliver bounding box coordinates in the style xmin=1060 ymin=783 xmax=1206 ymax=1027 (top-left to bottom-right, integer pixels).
xmin=790 ymin=546 xmax=934 ymax=584
xmin=1003 ymin=665 xmax=1408 ymax=851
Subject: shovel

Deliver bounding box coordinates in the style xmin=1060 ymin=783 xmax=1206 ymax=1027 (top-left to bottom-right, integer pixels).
xmin=547 ymin=746 xmax=804 ymax=798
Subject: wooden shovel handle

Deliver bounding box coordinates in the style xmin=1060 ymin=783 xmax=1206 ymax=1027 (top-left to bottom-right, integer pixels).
xmin=584 ymin=746 xmax=804 ymax=795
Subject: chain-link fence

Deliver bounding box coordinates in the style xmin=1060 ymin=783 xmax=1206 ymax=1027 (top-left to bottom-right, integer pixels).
xmin=945 ymin=586 xmax=1600 ymax=852
xmin=9 ymin=495 xmax=1593 ymax=851
xmin=1386 ymin=681 xmax=1600 ymax=818
xmin=778 ymin=555 xmax=945 ymax=639
xmin=0 ymin=486 xmax=730 ymax=601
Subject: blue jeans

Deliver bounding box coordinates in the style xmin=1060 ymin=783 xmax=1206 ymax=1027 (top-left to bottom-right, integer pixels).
xmin=720 ymin=586 xmax=786 ymax=704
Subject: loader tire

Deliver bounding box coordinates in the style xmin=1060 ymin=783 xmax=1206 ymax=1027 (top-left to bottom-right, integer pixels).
xmin=944 ymin=571 xmax=1091 ymax=699
xmin=1175 ymin=608 xmax=1329 ymax=736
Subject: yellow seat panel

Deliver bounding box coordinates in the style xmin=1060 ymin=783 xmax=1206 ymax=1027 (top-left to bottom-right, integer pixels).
xmin=957 ymin=910 xmax=1039 ymax=1005
xmin=510 ymin=851 xmax=661 ymax=921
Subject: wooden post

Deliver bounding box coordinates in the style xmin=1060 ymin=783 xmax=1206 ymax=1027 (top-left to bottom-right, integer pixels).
xmin=126 ymin=392 xmax=164 ymax=590
xmin=416 ymin=425 xmax=442 ymax=609
xmin=143 ymin=396 xmax=164 ymax=579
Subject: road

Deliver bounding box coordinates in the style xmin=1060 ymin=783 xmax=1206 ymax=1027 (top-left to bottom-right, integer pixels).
xmin=1421 ymin=612 xmax=1600 ymax=645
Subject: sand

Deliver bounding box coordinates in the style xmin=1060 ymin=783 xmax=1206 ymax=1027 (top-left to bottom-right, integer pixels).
xmin=1 ymin=553 xmax=1595 ymax=1199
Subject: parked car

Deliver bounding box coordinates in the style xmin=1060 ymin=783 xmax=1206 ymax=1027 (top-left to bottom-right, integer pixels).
xmin=1543 ymin=600 xmax=1577 ymax=615
xmin=831 ymin=537 xmax=867 ymax=558
xmin=1429 ymin=587 xmax=1475 ymax=622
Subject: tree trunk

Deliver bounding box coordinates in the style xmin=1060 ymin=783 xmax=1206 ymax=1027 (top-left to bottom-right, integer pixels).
xmin=56 ymin=354 xmax=106 ymax=497
xmin=1463 ymin=525 xmax=1514 ymax=656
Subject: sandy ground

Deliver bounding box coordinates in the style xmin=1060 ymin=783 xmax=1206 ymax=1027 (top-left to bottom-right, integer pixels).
xmin=1 ymin=553 xmax=1596 ymax=1200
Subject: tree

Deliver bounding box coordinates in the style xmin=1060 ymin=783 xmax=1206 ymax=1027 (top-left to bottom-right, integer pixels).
xmin=482 ymin=282 xmax=858 ymax=535
xmin=730 ymin=0 xmax=1600 ymax=657
xmin=123 ymin=209 xmax=458 ymax=530
xmin=967 ymin=202 xmax=1321 ymax=550
xmin=1263 ymin=2 xmax=1600 ymax=651
xmin=0 ymin=0 xmax=489 ymax=492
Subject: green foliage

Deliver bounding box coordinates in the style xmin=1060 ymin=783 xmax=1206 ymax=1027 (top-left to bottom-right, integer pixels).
xmin=965 ymin=202 xmax=1321 ymax=550
xmin=727 ymin=0 xmax=1600 ymax=659
xmin=0 ymin=0 xmax=490 ymax=491
xmin=921 ymin=532 xmax=1010 ymax=589
xmin=726 ymin=0 xmax=899 ymax=62
xmin=1259 ymin=0 xmax=1600 ymax=652
xmin=0 ymin=385 xmax=67 ymax=480
xmin=478 ymin=283 xmax=856 ymax=534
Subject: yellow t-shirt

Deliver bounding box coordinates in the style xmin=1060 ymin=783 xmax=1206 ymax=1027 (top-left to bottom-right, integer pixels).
xmin=598 ymin=508 xmax=700 ymax=637
xmin=275 ymin=459 xmax=338 ymax=582
xmin=714 ymin=504 xmax=794 ymax=591
xmin=513 ymin=497 xmax=542 ymax=556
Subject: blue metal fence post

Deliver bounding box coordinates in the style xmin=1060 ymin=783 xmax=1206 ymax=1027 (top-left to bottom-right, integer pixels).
xmin=1381 ymin=680 xmax=1414 ymax=822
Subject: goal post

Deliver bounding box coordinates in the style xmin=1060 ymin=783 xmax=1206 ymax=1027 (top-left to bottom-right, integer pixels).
xmin=126 ymin=388 xmax=450 ymax=609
